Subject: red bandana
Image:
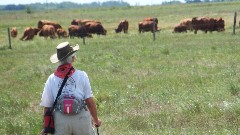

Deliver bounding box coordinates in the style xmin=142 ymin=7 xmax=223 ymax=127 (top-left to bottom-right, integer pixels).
xmin=54 ymin=63 xmax=75 ymax=78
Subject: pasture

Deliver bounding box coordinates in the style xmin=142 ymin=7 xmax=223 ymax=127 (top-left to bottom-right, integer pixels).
xmin=1 ymin=2 xmax=240 ymax=134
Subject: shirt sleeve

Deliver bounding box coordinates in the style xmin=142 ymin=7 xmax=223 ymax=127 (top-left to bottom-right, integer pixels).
xmin=40 ymin=76 xmax=54 ymax=107
xmin=82 ymin=71 xmax=93 ymax=99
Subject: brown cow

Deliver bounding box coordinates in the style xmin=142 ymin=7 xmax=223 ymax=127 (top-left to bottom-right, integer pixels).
xmin=71 ymin=19 xmax=101 ymax=26
xmin=115 ymin=19 xmax=129 ymax=33
xmin=68 ymin=25 xmax=89 ymax=38
xmin=10 ymin=27 xmax=18 ymax=38
xmin=138 ymin=21 xmax=160 ymax=33
xmin=192 ymin=17 xmax=213 ymax=34
xmin=39 ymin=25 xmax=56 ymax=39
xmin=20 ymin=27 xmax=40 ymax=41
xmin=173 ymin=24 xmax=187 ymax=33
xmin=56 ymin=28 xmax=68 ymax=38
xmin=142 ymin=17 xmax=159 ymax=31
xmin=84 ymin=22 xmax=107 ymax=35
xmin=192 ymin=17 xmax=225 ymax=34
xmin=38 ymin=20 xmax=62 ymax=32
xmin=179 ymin=18 xmax=193 ymax=31
xmin=214 ymin=17 xmax=225 ymax=32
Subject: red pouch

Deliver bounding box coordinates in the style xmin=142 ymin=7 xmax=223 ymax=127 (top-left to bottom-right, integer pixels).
xmin=63 ymin=95 xmax=75 ymax=114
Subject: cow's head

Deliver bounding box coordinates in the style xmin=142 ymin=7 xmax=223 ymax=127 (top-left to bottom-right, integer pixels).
xmin=103 ymin=29 xmax=107 ymax=35
xmin=115 ymin=28 xmax=122 ymax=33
xmin=215 ymin=18 xmax=225 ymax=32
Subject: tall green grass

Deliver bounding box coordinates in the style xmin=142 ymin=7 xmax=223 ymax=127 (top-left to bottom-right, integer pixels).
xmin=1 ymin=2 xmax=240 ymax=134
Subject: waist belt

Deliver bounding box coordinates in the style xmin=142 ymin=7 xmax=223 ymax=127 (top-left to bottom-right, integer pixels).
xmin=55 ymin=95 xmax=87 ymax=115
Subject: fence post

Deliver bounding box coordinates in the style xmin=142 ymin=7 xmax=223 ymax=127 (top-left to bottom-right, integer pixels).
xmin=83 ymin=37 xmax=85 ymax=45
xmin=233 ymin=12 xmax=237 ymax=35
xmin=8 ymin=28 xmax=12 ymax=49
xmin=153 ymin=17 xmax=156 ymax=41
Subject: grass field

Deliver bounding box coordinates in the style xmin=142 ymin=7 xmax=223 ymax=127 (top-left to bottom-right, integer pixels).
xmin=1 ymin=2 xmax=240 ymax=134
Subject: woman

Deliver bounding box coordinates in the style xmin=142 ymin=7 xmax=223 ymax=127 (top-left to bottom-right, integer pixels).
xmin=40 ymin=41 xmax=101 ymax=135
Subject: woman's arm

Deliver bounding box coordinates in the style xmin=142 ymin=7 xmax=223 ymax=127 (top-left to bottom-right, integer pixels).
xmin=85 ymin=97 xmax=101 ymax=127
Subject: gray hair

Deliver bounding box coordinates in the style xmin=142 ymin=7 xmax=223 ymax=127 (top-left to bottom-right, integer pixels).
xmin=59 ymin=52 xmax=76 ymax=65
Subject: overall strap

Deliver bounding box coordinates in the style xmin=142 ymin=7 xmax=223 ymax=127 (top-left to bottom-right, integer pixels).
xmin=52 ymin=67 xmax=74 ymax=109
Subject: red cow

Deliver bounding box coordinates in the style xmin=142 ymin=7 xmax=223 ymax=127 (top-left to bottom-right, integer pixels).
xmin=173 ymin=24 xmax=187 ymax=33
xmin=179 ymin=18 xmax=193 ymax=31
xmin=68 ymin=25 xmax=89 ymax=38
xmin=39 ymin=25 xmax=56 ymax=39
xmin=84 ymin=22 xmax=107 ymax=35
xmin=142 ymin=17 xmax=158 ymax=31
xmin=38 ymin=20 xmax=62 ymax=32
xmin=10 ymin=27 xmax=18 ymax=38
xmin=138 ymin=21 xmax=160 ymax=33
xmin=214 ymin=17 xmax=225 ymax=32
xmin=56 ymin=28 xmax=68 ymax=38
xmin=192 ymin=17 xmax=224 ymax=34
xmin=115 ymin=19 xmax=129 ymax=33
xmin=20 ymin=27 xmax=40 ymax=41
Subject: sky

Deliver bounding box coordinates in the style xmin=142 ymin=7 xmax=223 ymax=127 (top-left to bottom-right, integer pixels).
xmin=0 ymin=0 xmax=179 ymax=6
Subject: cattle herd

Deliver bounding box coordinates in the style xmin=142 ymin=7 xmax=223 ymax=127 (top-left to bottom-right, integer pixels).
xmin=9 ymin=16 xmax=229 ymax=41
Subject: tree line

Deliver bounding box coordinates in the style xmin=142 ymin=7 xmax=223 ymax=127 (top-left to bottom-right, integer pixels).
xmin=0 ymin=1 xmax=130 ymax=11
xmin=0 ymin=0 xmax=239 ymax=11
xmin=162 ymin=0 xmax=238 ymax=5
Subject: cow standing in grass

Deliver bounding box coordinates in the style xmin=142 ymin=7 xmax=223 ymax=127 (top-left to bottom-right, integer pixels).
xmin=173 ymin=18 xmax=192 ymax=33
xmin=192 ymin=17 xmax=225 ymax=34
xmin=38 ymin=20 xmax=62 ymax=32
xmin=39 ymin=25 xmax=56 ymax=39
xmin=138 ymin=21 xmax=160 ymax=33
xmin=71 ymin=19 xmax=106 ymax=36
xmin=115 ymin=19 xmax=129 ymax=34
xmin=10 ymin=27 xmax=18 ymax=38
xmin=173 ymin=24 xmax=187 ymax=33
xmin=138 ymin=17 xmax=160 ymax=33
xmin=56 ymin=28 xmax=68 ymax=38
xmin=20 ymin=27 xmax=40 ymax=41
xmin=68 ymin=25 xmax=89 ymax=38
xmin=179 ymin=18 xmax=193 ymax=31
xmin=84 ymin=22 xmax=107 ymax=35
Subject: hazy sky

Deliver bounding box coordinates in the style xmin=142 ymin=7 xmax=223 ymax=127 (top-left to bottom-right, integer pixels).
xmin=0 ymin=0 xmax=180 ymax=6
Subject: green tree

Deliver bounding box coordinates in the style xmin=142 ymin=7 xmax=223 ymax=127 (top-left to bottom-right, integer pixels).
xmin=26 ymin=6 xmax=32 ymax=14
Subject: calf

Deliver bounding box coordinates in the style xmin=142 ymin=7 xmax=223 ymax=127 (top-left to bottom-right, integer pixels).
xmin=56 ymin=28 xmax=68 ymax=38
xmin=10 ymin=27 xmax=18 ymax=38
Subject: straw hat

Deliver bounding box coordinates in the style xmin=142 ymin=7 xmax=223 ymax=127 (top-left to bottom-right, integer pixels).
xmin=50 ymin=41 xmax=79 ymax=63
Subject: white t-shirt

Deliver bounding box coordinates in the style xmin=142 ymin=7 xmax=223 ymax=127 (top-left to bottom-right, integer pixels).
xmin=40 ymin=70 xmax=93 ymax=107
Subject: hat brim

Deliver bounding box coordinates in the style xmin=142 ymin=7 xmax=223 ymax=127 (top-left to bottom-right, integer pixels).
xmin=50 ymin=44 xmax=79 ymax=63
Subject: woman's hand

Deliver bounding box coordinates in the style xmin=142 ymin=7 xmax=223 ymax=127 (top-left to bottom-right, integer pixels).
xmin=94 ymin=118 xmax=102 ymax=127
